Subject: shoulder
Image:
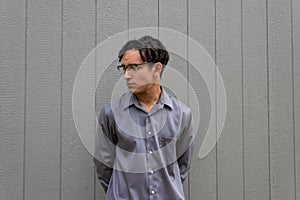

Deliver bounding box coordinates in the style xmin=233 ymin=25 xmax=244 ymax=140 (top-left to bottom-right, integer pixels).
xmin=167 ymin=94 xmax=192 ymax=116
xmin=99 ymin=92 xmax=130 ymax=119
xmin=100 ymin=103 xmax=112 ymax=117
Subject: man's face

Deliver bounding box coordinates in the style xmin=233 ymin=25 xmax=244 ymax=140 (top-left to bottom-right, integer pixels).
xmin=121 ymin=49 xmax=157 ymax=94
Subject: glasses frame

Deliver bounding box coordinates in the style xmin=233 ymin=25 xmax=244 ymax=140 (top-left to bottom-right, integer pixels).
xmin=117 ymin=62 xmax=149 ymax=74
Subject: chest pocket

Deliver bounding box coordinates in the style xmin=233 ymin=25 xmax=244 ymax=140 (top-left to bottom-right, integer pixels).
xmin=159 ymin=136 xmax=175 ymax=148
xmin=116 ymin=128 xmax=146 ymax=153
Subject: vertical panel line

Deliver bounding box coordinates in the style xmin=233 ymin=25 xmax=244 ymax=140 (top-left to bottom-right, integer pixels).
xmin=186 ymin=0 xmax=190 ymax=198
xmin=266 ymin=0 xmax=271 ymax=199
xmin=214 ymin=0 xmax=218 ymax=199
xmin=94 ymin=0 xmax=98 ymax=199
xmin=23 ymin=0 xmax=29 ymax=199
xmin=187 ymin=0 xmax=189 ymax=100
xmin=291 ymin=0 xmax=296 ymax=199
xmin=241 ymin=0 xmax=245 ymax=200
xmin=127 ymin=0 xmax=129 ymax=40
xmin=59 ymin=0 xmax=64 ymax=200
xmin=158 ymin=0 xmax=160 ymax=38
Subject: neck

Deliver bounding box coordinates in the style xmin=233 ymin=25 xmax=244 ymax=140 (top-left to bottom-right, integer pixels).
xmin=135 ymin=84 xmax=161 ymax=112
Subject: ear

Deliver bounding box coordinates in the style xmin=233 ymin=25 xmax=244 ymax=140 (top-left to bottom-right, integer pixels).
xmin=153 ymin=62 xmax=163 ymax=76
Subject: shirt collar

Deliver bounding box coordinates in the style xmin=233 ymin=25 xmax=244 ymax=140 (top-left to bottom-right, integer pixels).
xmin=121 ymin=87 xmax=173 ymax=110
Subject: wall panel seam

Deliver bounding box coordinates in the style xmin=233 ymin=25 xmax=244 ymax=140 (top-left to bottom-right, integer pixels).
xmin=214 ymin=0 xmax=218 ymax=199
xmin=23 ymin=0 xmax=29 ymax=199
xmin=291 ymin=0 xmax=297 ymax=199
xmin=241 ymin=0 xmax=245 ymax=199
xmin=158 ymin=0 xmax=160 ymax=37
xmin=59 ymin=0 xmax=64 ymax=200
xmin=94 ymin=0 xmax=98 ymax=199
xmin=187 ymin=0 xmax=190 ymax=198
xmin=266 ymin=0 xmax=271 ymax=199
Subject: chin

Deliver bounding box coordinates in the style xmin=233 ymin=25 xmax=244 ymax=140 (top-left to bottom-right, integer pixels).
xmin=127 ymin=87 xmax=137 ymax=94
xmin=128 ymin=89 xmax=135 ymax=94
xmin=127 ymin=84 xmax=147 ymax=94
xmin=128 ymin=88 xmax=143 ymax=95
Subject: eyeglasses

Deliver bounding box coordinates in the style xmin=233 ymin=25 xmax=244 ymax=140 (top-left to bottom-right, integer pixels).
xmin=117 ymin=63 xmax=148 ymax=74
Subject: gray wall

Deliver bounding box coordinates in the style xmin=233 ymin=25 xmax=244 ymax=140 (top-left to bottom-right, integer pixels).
xmin=0 ymin=0 xmax=299 ymax=200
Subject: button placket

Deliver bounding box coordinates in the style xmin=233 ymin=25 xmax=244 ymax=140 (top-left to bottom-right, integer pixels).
xmin=146 ymin=116 xmax=152 ymax=136
xmin=145 ymin=115 xmax=156 ymax=198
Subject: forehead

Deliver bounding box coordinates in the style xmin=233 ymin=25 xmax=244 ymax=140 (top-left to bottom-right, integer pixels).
xmin=121 ymin=49 xmax=142 ymax=64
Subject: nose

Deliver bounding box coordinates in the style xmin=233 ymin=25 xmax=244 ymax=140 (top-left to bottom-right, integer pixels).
xmin=124 ymin=70 xmax=132 ymax=80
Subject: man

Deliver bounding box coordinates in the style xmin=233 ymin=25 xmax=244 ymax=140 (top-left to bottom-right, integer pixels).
xmin=94 ymin=35 xmax=194 ymax=200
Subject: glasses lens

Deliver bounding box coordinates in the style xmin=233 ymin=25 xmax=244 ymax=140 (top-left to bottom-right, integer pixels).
xmin=117 ymin=63 xmax=147 ymax=74
xmin=126 ymin=64 xmax=137 ymax=71
xmin=117 ymin=65 xmax=124 ymax=74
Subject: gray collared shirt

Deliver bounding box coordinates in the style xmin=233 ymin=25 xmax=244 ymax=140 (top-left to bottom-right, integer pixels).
xmin=94 ymin=88 xmax=194 ymax=200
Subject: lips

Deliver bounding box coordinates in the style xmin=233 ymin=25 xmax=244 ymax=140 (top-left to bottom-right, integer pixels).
xmin=126 ymin=82 xmax=135 ymax=87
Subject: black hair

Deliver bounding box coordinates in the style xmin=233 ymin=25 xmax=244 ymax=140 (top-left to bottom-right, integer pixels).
xmin=118 ymin=35 xmax=169 ymax=74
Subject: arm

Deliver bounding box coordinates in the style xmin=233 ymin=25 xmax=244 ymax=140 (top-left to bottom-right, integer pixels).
xmin=176 ymin=109 xmax=194 ymax=182
xmin=94 ymin=105 xmax=117 ymax=192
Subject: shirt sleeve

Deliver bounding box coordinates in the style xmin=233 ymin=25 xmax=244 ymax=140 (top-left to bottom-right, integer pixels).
xmin=176 ymin=108 xmax=194 ymax=182
xmin=94 ymin=104 xmax=118 ymax=192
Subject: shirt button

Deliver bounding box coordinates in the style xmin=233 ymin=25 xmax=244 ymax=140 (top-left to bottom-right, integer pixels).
xmin=151 ymin=190 xmax=155 ymax=194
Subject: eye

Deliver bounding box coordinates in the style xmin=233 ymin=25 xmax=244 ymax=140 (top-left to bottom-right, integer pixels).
xmin=117 ymin=65 xmax=125 ymax=73
xmin=127 ymin=64 xmax=138 ymax=71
